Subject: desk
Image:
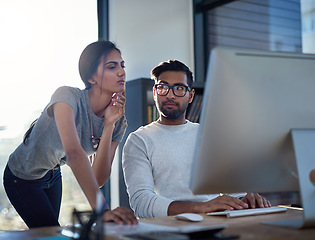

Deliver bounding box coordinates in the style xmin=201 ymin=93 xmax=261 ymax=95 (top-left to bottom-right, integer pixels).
xmin=142 ymin=208 xmax=315 ymax=240
xmin=0 ymin=209 xmax=314 ymax=240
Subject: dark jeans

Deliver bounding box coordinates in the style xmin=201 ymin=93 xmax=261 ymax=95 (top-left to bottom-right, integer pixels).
xmin=3 ymin=164 xmax=62 ymax=228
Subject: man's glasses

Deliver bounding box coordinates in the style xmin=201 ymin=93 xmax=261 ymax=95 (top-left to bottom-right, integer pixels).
xmin=154 ymin=84 xmax=191 ymax=97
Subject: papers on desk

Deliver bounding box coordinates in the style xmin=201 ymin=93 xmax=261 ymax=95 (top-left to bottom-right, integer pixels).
xmin=104 ymin=222 xmax=225 ymax=237
xmin=61 ymin=221 xmax=225 ymax=239
xmin=104 ymin=222 xmax=173 ymax=236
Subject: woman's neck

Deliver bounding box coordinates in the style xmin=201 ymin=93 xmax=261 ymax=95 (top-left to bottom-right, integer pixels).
xmin=88 ymin=88 xmax=112 ymax=118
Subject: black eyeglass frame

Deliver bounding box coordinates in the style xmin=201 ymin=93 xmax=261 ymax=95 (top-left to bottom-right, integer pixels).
xmin=154 ymin=84 xmax=192 ymax=97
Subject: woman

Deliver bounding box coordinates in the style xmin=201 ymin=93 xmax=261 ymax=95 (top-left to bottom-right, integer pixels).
xmin=3 ymin=40 xmax=137 ymax=228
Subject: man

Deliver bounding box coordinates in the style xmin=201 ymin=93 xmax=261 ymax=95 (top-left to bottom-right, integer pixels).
xmin=122 ymin=60 xmax=271 ymax=218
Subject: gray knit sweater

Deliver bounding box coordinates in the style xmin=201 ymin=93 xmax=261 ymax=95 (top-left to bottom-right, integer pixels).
xmin=122 ymin=121 xmax=219 ymax=218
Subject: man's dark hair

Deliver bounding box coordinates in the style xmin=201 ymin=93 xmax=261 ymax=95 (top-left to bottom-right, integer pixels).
xmin=150 ymin=60 xmax=194 ymax=88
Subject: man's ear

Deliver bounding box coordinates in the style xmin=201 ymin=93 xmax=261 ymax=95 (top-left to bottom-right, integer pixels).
xmin=189 ymin=89 xmax=195 ymax=103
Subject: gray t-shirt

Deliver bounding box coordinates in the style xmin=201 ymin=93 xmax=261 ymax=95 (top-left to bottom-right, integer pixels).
xmin=8 ymin=86 xmax=127 ymax=180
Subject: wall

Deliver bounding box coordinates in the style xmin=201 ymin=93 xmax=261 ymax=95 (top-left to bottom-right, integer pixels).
xmin=207 ymin=0 xmax=302 ymax=53
xmin=108 ymin=0 xmax=194 ymax=81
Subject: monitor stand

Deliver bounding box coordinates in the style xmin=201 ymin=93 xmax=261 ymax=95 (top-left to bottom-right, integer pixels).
xmin=262 ymin=129 xmax=315 ymax=229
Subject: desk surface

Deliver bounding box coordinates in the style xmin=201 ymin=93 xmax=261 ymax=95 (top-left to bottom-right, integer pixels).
xmin=0 ymin=208 xmax=314 ymax=240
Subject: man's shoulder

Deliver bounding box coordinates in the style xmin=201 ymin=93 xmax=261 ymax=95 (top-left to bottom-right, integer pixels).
xmin=186 ymin=120 xmax=200 ymax=126
xmin=127 ymin=122 xmax=160 ymax=142
xmin=186 ymin=120 xmax=200 ymax=130
xmin=124 ymin=122 xmax=157 ymax=148
xmin=131 ymin=122 xmax=157 ymax=135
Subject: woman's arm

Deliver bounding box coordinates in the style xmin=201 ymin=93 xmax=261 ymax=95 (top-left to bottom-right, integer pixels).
xmin=53 ymin=102 xmax=102 ymax=209
xmin=54 ymin=101 xmax=137 ymax=224
xmin=91 ymin=124 xmax=118 ymax=186
xmin=91 ymin=92 xmax=126 ymax=187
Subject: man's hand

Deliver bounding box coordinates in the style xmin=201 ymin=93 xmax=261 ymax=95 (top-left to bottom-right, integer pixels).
xmin=103 ymin=206 xmax=138 ymax=225
xmin=168 ymin=193 xmax=271 ymax=215
xmin=200 ymin=194 xmax=249 ymax=212
xmin=240 ymin=193 xmax=271 ymax=208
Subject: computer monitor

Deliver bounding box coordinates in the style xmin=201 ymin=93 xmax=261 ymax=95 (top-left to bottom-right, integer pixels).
xmin=190 ymin=46 xmax=315 ymax=229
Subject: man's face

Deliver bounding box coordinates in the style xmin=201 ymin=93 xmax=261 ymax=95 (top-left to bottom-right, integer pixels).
xmin=154 ymin=71 xmax=194 ymax=123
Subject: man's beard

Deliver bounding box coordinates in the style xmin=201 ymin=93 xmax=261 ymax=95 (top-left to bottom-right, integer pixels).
xmin=159 ymin=100 xmax=188 ymax=119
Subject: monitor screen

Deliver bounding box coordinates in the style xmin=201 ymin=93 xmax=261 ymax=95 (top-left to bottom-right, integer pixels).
xmin=190 ymin=47 xmax=315 ymax=228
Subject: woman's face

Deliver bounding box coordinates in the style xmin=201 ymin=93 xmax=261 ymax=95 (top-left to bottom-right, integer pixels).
xmin=91 ymin=49 xmax=126 ymax=94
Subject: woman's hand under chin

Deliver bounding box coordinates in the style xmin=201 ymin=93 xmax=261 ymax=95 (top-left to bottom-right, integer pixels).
xmin=104 ymin=92 xmax=126 ymax=125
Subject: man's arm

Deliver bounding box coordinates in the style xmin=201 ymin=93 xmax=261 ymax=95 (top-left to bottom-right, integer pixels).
xmin=122 ymin=133 xmax=173 ymax=218
xmin=168 ymin=195 xmax=248 ymax=215
xmin=122 ymin=131 xmax=271 ymax=218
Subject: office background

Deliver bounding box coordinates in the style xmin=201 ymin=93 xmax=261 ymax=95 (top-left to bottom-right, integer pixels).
xmin=0 ymin=0 xmax=314 ymax=230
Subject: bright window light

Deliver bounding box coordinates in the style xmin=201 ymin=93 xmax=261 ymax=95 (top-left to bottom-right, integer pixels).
xmin=0 ymin=0 xmax=98 ymax=230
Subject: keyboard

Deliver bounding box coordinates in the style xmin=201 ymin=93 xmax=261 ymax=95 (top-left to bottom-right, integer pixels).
xmin=207 ymin=206 xmax=287 ymax=218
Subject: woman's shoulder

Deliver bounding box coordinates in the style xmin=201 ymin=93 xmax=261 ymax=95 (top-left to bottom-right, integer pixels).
xmin=46 ymin=86 xmax=88 ymax=117
xmin=52 ymin=86 xmax=87 ymax=101
xmin=54 ymin=86 xmax=83 ymax=95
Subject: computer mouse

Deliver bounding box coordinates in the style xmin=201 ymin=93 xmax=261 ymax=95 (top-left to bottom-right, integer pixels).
xmin=175 ymin=213 xmax=204 ymax=222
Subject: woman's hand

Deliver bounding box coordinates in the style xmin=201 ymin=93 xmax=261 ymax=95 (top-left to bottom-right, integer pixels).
xmin=92 ymin=92 xmax=126 ymax=186
xmin=103 ymin=206 xmax=138 ymax=225
xmin=104 ymin=92 xmax=126 ymax=125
